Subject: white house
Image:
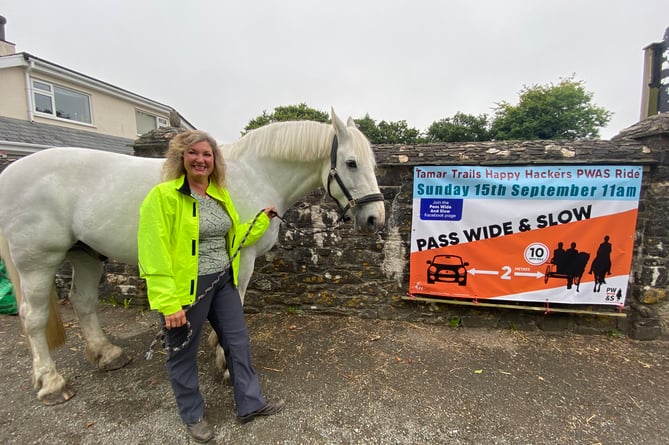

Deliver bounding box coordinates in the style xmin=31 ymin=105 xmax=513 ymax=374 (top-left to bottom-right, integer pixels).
xmin=0 ymin=16 xmax=194 ymax=159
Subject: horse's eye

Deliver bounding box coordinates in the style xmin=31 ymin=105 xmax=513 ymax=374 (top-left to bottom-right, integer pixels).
xmin=345 ymin=160 xmax=358 ymax=169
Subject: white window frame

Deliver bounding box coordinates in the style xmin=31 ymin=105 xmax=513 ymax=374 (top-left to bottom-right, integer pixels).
xmin=31 ymin=78 xmax=93 ymax=125
xmin=136 ymin=109 xmax=169 ymax=135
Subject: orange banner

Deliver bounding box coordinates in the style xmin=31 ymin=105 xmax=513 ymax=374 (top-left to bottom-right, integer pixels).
xmin=409 ymin=166 xmax=642 ymax=306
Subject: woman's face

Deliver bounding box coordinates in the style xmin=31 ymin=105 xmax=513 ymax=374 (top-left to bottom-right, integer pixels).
xmin=183 ymin=140 xmax=215 ymax=181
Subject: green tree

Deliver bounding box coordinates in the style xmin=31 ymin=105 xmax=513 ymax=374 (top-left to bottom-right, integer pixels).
xmin=426 ymin=112 xmax=492 ymax=142
xmin=354 ymin=115 xmax=421 ymax=144
xmin=353 ymin=114 xmax=382 ymax=143
xmin=244 ymin=103 xmax=329 ymax=133
xmin=377 ymin=120 xmax=421 ymax=144
xmin=491 ymin=77 xmax=612 ymax=140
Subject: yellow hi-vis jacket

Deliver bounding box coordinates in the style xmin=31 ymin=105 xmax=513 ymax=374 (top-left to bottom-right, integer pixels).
xmin=137 ymin=175 xmax=270 ymax=316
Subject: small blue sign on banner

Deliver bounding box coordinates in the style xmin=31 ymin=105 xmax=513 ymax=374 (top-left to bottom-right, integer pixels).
xmin=419 ymin=198 xmax=463 ymax=221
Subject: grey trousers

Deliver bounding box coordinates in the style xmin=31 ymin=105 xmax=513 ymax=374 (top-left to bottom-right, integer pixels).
xmin=164 ymin=270 xmax=266 ymax=424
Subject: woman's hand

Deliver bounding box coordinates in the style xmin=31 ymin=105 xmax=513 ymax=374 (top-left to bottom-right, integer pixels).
xmin=164 ymin=309 xmax=187 ymax=329
xmin=264 ymin=206 xmax=278 ymax=218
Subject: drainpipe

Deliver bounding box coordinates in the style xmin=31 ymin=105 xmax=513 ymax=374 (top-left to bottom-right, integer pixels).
xmin=24 ymin=58 xmax=35 ymax=122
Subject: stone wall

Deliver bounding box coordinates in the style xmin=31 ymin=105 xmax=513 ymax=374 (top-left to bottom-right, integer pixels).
xmin=2 ymin=116 xmax=667 ymax=339
xmin=241 ymin=115 xmax=669 ymax=340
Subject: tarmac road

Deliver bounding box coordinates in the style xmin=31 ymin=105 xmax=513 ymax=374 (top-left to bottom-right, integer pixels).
xmin=1 ymin=302 xmax=667 ymax=444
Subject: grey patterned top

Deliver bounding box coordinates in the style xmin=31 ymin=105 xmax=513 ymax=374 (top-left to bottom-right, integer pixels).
xmin=194 ymin=194 xmax=232 ymax=275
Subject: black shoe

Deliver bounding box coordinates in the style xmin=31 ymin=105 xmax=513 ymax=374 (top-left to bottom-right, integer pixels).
xmin=187 ymin=418 xmax=214 ymax=443
xmin=238 ymin=399 xmax=286 ymax=424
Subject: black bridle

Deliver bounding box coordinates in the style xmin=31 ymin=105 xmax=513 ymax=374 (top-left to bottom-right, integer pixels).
xmin=326 ymin=135 xmax=385 ymax=222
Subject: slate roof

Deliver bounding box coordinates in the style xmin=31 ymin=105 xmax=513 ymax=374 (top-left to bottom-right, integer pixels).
xmin=611 ymin=112 xmax=669 ymax=141
xmin=0 ymin=116 xmax=134 ymax=155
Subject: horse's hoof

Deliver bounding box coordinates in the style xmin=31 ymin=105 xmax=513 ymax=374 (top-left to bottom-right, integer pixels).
xmin=99 ymin=351 xmax=132 ymax=371
xmin=39 ymin=381 xmax=76 ymax=406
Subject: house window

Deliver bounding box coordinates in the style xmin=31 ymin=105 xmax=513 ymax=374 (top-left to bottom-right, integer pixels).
xmin=135 ymin=110 xmax=168 ymax=135
xmin=32 ymin=79 xmax=92 ymax=124
xmin=136 ymin=110 xmax=169 ymax=135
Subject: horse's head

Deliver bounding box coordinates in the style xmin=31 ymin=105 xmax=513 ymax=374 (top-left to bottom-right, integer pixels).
xmin=323 ymin=109 xmax=386 ymax=233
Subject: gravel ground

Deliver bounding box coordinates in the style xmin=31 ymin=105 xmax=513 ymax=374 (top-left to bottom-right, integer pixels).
xmin=1 ymin=302 xmax=668 ymax=445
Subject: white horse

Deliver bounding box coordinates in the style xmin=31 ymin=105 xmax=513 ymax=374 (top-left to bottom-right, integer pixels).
xmin=0 ymin=109 xmax=385 ymax=405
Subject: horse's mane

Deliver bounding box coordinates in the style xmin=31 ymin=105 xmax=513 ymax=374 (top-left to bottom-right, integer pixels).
xmin=223 ymin=120 xmax=375 ymax=166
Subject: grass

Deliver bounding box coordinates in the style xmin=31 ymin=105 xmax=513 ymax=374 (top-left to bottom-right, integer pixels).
xmin=606 ymin=329 xmax=625 ymax=338
xmin=104 ymin=295 xmax=133 ymax=309
xmin=287 ymin=306 xmax=303 ymax=315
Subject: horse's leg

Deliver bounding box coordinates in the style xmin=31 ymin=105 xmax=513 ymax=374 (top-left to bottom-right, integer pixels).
xmin=236 ymin=252 xmax=257 ymax=306
xmin=207 ymin=325 xmax=229 ymax=381
xmin=67 ymin=250 xmax=132 ymax=371
xmin=19 ymin=267 xmax=75 ymax=405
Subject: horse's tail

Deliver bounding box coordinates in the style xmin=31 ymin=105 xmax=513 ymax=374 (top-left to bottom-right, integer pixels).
xmin=0 ymin=229 xmax=66 ymax=350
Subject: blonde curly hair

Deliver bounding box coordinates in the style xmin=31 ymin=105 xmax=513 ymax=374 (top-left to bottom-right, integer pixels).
xmin=161 ymin=130 xmax=226 ymax=189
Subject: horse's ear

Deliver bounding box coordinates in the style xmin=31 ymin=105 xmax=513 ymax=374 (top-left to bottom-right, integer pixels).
xmin=331 ymin=108 xmax=348 ymax=138
xmin=346 ymin=117 xmax=357 ymax=128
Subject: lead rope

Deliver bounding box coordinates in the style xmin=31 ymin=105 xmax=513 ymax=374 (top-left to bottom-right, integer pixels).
xmin=272 ymin=210 xmax=346 ymax=235
xmin=144 ymin=209 xmax=266 ymax=360
xmin=144 ymin=206 xmax=353 ymax=360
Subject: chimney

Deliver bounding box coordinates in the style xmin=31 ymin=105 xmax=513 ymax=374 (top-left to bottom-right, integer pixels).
xmin=0 ymin=16 xmax=17 ymax=56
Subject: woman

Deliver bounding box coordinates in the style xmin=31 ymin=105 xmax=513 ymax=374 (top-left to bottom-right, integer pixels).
xmin=138 ymin=130 xmax=284 ymax=443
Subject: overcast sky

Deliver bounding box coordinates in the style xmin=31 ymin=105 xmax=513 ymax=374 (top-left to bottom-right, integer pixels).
xmin=2 ymin=1 xmax=668 ymax=142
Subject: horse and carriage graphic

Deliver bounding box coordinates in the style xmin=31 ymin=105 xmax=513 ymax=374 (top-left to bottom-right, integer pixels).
xmin=545 ymin=236 xmax=612 ymax=292
xmin=543 ymin=242 xmax=590 ymax=292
